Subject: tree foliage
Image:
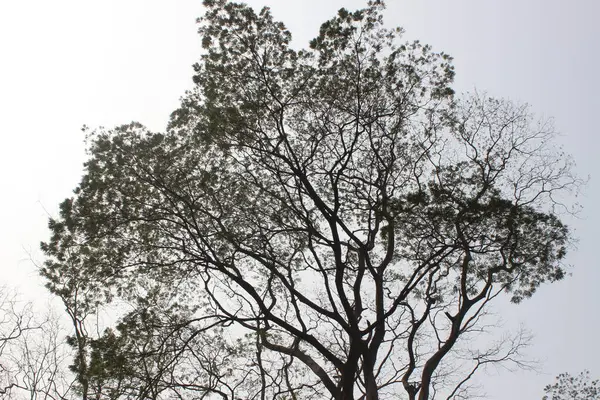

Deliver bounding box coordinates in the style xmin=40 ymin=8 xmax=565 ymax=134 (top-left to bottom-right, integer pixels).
xmin=543 ymin=371 xmax=599 ymax=400
xmin=41 ymin=1 xmax=581 ymax=399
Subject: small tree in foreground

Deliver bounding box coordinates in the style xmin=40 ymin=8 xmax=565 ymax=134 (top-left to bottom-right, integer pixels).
xmin=41 ymin=1 xmax=581 ymax=399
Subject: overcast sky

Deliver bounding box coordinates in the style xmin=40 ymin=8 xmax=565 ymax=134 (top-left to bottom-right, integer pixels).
xmin=0 ymin=1 xmax=598 ymax=399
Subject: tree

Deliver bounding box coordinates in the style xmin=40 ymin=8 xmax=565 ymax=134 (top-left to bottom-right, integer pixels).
xmin=0 ymin=287 xmax=39 ymax=396
xmin=543 ymin=371 xmax=599 ymax=400
xmin=41 ymin=1 xmax=581 ymax=399
xmin=8 ymin=313 xmax=75 ymax=400
xmin=0 ymin=288 xmax=74 ymax=399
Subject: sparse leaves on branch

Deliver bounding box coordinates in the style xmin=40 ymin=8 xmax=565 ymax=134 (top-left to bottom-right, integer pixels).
xmin=543 ymin=371 xmax=599 ymax=400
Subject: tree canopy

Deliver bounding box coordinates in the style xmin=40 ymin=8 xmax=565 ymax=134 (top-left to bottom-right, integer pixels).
xmin=41 ymin=1 xmax=581 ymax=399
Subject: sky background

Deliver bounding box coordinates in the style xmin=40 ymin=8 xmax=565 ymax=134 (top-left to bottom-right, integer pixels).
xmin=0 ymin=1 xmax=598 ymax=399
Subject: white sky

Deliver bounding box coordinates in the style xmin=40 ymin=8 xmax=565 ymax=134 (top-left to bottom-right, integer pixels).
xmin=0 ymin=1 xmax=598 ymax=399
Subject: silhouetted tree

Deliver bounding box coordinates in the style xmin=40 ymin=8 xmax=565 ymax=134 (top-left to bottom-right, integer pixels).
xmin=0 ymin=288 xmax=74 ymax=399
xmin=41 ymin=1 xmax=581 ymax=399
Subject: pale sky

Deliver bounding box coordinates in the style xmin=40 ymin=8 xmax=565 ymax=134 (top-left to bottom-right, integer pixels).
xmin=0 ymin=1 xmax=598 ymax=399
